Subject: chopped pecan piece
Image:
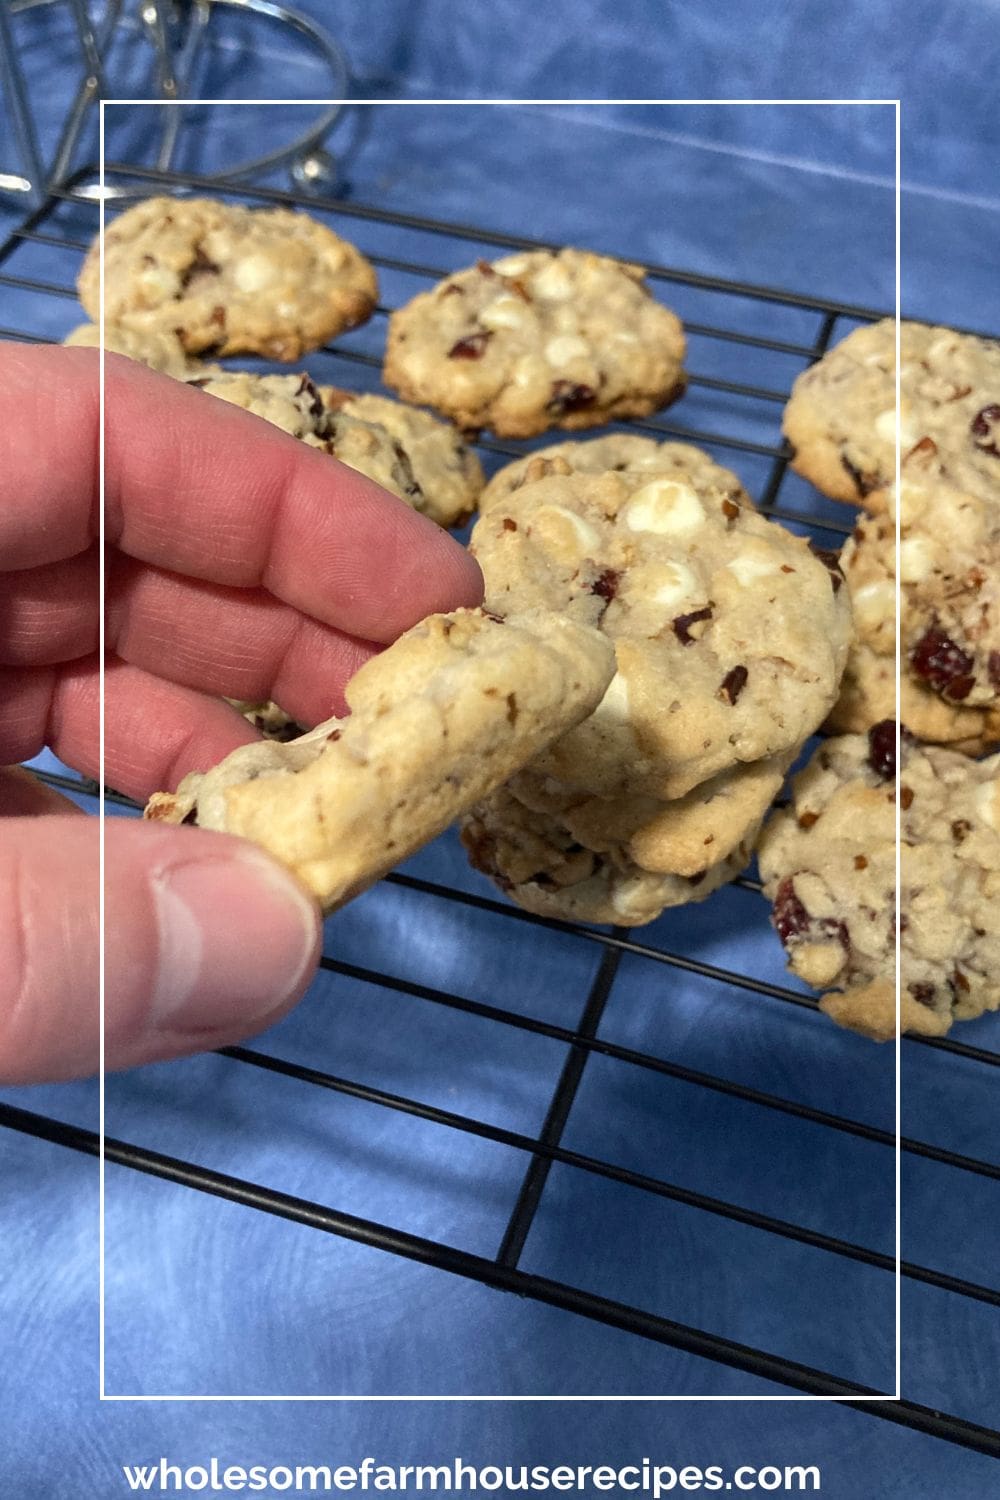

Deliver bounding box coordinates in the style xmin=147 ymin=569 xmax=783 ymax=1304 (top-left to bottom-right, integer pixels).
xmin=448 ymin=331 xmax=492 ymax=359
xmin=671 ymin=606 xmax=713 ymax=645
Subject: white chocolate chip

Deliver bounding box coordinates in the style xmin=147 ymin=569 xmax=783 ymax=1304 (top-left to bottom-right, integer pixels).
xmin=138 ymin=264 xmax=180 ymax=299
xmin=650 ymin=560 xmax=700 ymax=609
xmin=544 ymin=334 xmax=590 ymax=366
xmin=624 ymin=480 xmax=705 ymax=536
xmin=492 ymin=254 xmax=531 ymax=276
xmin=875 ymin=404 xmax=918 ymax=447
xmin=531 ymin=260 xmax=574 ymax=300
xmin=532 ymin=505 xmax=601 ymax=561
xmin=594 ymin=670 xmax=631 ymax=725
xmin=898 ymin=535 xmax=935 ymax=583
xmin=233 ymin=254 xmax=277 ymax=293
xmin=727 ymin=552 xmax=779 ymax=585
xmin=975 ymin=780 xmax=1000 ymax=831
xmin=479 ymin=295 xmax=529 ymax=331
xmin=852 ymin=580 xmax=897 ymax=631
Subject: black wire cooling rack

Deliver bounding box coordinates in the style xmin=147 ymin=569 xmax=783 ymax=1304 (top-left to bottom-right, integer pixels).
xmin=2 ymin=162 xmax=999 ymax=1455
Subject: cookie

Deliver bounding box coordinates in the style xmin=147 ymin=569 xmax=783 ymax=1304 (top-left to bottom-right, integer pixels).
xmin=63 ymin=321 xmax=213 ymax=378
xmin=79 ymin=195 xmax=377 ymax=360
xmin=320 ymin=386 xmax=484 ymax=527
xmin=145 ymin=608 xmax=615 ymax=912
xmin=758 ymin=722 xmax=1000 ymax=1039
xmin=853 ymin=463 xmax=1000 ymax=710
xmin=828 ymin=442 xmax=1000 ymax=752
xmin=470 ymin=469 xmax=852 ymax=799
xmin=383 ymin=249 xmax=685 ymax=438
xmin=477 ymin=434 xmax=751 ymax=516
xmin=187 ymin=372 xmax=423 ymax=509
xmin=462 ymin=783 xmax=759 ymax=926
xmin=783 ymin=318 xmax=1000 ymax=505
xmin=826 ymin=638 xmax=1000 ymax=755
xmin=507 ymin=751 xmax=790 ymax=878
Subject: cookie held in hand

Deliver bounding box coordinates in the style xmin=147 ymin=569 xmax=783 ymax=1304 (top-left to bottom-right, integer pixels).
xmin=146 ymin=608 xmax=615 ymax=912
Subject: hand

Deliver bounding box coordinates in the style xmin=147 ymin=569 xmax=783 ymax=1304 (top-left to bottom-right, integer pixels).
xmin=0 ymin=344 xmax=482 ymax=1084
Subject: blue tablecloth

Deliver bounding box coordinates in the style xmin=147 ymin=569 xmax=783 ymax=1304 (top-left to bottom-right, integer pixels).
xmin=2 ymin=6 xmax=998 ymax=1495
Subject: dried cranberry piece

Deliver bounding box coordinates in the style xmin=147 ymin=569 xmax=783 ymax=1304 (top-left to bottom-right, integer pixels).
xmin=718 ymin=665 xmax=748 ymax=704
xmin=547 ymin=380 xmax=596 ymax=416
xmin=448 ymin=331 xmax=492 ymax=359
xmin=867 ymin=719 xmax=897 ymax=781
xmin=591 ymin=569 xmax=620 ymax=603
xmin=672 ymin=606 xmax=713 ymax=644
xmin=908 ymin=982 xmax=936 ymax=1010
xmin=772 ymin=877 xmax=810 ymax=944
xmin=910 ymin=624 xmax=975 ymax=700
xmin=809 ymin=543 xmax=845 ymax=592
xmin=970 ymin=403 xmax=1000 ymax=456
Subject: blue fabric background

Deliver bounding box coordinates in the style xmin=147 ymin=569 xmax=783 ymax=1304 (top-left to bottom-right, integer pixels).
xmin=1 ymin=2 xmax=999 ymax=1495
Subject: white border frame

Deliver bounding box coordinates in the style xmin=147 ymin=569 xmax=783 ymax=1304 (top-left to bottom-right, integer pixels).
xmin=98 ymin=95 xmax=902 ymax=1403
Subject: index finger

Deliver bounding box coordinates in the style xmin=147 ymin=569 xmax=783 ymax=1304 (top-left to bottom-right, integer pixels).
xmin=0 ymin=344 xmax=482 ymax=642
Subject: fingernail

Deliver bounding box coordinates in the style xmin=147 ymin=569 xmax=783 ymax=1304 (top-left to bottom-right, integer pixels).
xmin=149 ymin=850 xmax=320 ymax=1036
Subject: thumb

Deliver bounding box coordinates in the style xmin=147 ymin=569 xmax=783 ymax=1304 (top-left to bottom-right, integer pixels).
xmin=0 ymin=815 xmax=321 ymax=1084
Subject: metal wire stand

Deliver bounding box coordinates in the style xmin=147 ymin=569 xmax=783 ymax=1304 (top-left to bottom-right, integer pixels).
xmin=0 ymin=1 xmax=348 ymax=205
xmin=1 ymin=162 xmax=999 ymax=1456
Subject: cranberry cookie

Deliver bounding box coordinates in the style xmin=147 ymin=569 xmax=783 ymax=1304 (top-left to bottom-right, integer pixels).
xmin=462 ymin=782 xmax=760 ymax=926
xmin=79 ymin=196 xmax=377 ymax=360
xmin=783 ymin=318 xmax=1000 ymax=505
xmin=477 ymin=434 xmax=751 ymax=516
xmin=470 ymin=468 xmax=852 ymax=800
xmin=827 ymin=441 xmax=1000 ymax=751
xmin=187 ymin=372 xmax=425 ymax=512
xmin=383 ymin=249 xmax=685 ymax=437
xmin=146 ymin=609 xmax=615 ymax=912
xmin=758 ymin=722 xmax=1000 ymax=1039
xmin=63 ymin=320 xmax=212 ymax=377
xmin=320 ymin=386 xmax=484 ymax=527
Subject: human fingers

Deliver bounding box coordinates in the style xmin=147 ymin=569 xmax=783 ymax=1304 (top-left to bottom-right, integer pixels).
xmin=106 ymin=553 xmax=375 ymax=724
xmin=0 ymin=656 xmax=258 ymax=795
xmin=0 ymin=815 xmax=320 ymax=1084
xmin=0 ymin=345 xmax=483 ymax=641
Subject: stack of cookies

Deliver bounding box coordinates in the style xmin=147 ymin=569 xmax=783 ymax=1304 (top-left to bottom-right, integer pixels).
xmin=756 ymin=319 xmax=1000 ymax=1037
xmin=784 ymin=318 xmax=1000 ymax=752
xmin=460 ymin=439 xmax=853 ymax=925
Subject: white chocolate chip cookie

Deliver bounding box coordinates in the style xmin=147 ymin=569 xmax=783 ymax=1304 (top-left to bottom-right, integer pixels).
xmin=384 ymin=249 xmax=685 ymax=437
xmin=828 ymin=439 xmax=1000 ymax=751
xmin=145 ymin=608 xmax=615 ymax=912
xmin=187 ymin=372 xmax=423 ymax=509
xmin=477 ymin=434 xmax=751 ymax=516
xmin=783 ymin=318 xmax=1000 ymax=506
xmin=63 ymin=320 xmax=214 ymax=378
xmin=320 ymin=386 xmax=484 ymax=527
xmin=758 ymin=722 xmax=1000 ymax=1039
xmin=470 ymin=469 xmax=852 ymax=799
xmin=79 ymin=195 xmax=377 ymax=360
xmin=462 ymin=783 xmax=760 ymax=926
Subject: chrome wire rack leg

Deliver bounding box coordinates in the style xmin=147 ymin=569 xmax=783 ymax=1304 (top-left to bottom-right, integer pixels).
xmin=1 ymin=0 xmax=350 ymax=204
